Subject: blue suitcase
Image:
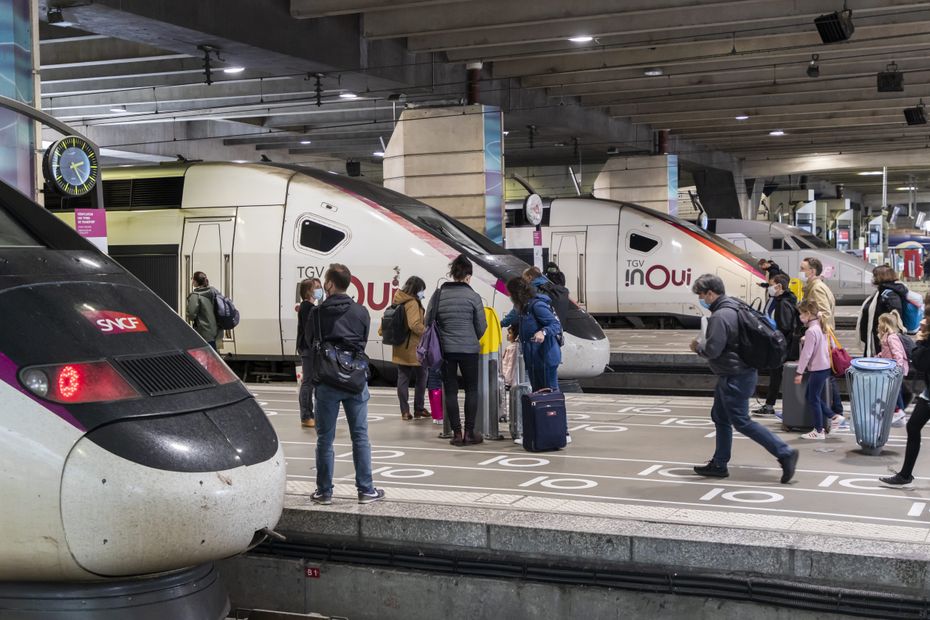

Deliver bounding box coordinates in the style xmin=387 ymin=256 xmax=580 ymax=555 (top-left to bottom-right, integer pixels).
xmin=521 ymin=389 xmax=567 ymax=451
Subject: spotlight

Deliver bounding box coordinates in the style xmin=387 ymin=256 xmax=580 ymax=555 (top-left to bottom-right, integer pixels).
xmin=735 ymin=114 xmax=750 ymax=121
xmin=643 ymin=68 xmax=663 ymax=77
xmin=814 ymin=9 xmax=855 ymax=44
xmin=339 ymin=92 xmax=359 ymax=100
xmin=223 ymin=66 xmax=245 ymax=74
xmin=769 ymin=130 xmax=786 ymax=136
xmin=568 ymin=35 xmax=594 ymax=43
xmin=299 ymin=140 xmax=311 ymax=145
xmin=46 ymin=7 xmax=73 ymax=27
xmin=806 ymin=54 xmax=820 ymax=78
xmin=904 ymin=100 xmax=927 ymax=126
xmin=372 ymin=151 xmax=385 ymax=157
xmin=877 ymin=62 xmax=903 ymax=92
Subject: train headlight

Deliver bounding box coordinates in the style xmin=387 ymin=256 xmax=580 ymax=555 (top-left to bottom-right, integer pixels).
xmin=21 ymin=369 xmax=49 ymax=397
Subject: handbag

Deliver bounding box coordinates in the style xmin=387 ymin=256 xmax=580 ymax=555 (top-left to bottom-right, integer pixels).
xmin=417 ymin=288 xmax=443 ymax=369
xmin=311 ymin=309 xmax=369 ymax=393
xmin=826 ymin=326 xmax=852 ymax=377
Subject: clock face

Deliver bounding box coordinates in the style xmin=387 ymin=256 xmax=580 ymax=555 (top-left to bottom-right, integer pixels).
xmin=44 ymin=137 xmax=99 ymax=197
xmin=524 ymin=193 xmax=544 ymax=226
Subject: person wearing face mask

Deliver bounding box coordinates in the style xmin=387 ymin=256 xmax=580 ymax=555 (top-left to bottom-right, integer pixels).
xmin=858 ymin=265 xmax=908 ymax=357
xmin=296 ymin=277 xmax=323 ymax=428
xmin=754 ymin=274 xmax=800 ymax=416
xmin=689 ymin=274 xmax=799 ymax=483
xmin=799 ymin=257 xmax=843 ymax=418
xmin=794 ymin=299 xmax=835 ymax=439
xmin=379 ymin=276 xmax=430 ymax=420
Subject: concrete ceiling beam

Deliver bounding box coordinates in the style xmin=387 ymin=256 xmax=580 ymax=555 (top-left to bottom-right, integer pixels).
xmin=290 ymin=0 xmax=467 ymax=19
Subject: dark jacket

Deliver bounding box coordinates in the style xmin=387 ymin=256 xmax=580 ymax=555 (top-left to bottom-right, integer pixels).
xmin=765 ymin=290 xmax=801 ymax=360
xmin=502 ymin=275 xmax=566 ymax=328
xmin=186 ymin=286 xmax=220 ymax=342
xmin=858 ymin=281 xmax=908 ymax=356
xmin=296 ymin=299 xmax=315 ymax=354
xmin=696 ymin=295 xmax=751 ymax=376
xmin=304 ymin=293 xmax=370 ymax=353
xmin=426 ymin=281 xmax=487 ymax=354
xmin=518 ymin=296 xmax=563 ymax=369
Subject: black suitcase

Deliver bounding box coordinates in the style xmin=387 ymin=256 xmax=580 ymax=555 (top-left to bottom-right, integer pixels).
xmin=521 ymin=389 xmax=567 ymax=451
xmin=780 ymin=362 xmax=833 ymax=432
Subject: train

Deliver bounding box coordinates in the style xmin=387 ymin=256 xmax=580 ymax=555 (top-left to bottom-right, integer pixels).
xmin=504 ymin=197 xmax=766 ymax=326
xmin=0 ymin=177 xmax=285 ymax=580
xmin=48 ymin=163 xmax=610 ymax=379
xmin=706 ymin=219 xmax=873 ymax=303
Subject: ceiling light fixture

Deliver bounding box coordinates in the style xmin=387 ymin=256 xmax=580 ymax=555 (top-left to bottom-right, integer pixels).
xmin=877 ymin=61 xmax=903 ymax=92
xmin=643 ymin=68 xmax=664 ymax=77
xmin=769 ymin=130 xmax=786 ymax=136
xmin=373 ymin=151 xmax=385 ymax=157
xmin=339 ymin=92 xmax=359 ymax=100
xmin=897 ymin=186 xmax=918 ymax=191
xmin=857 ymin=171 xmax=883 ymax=176
xmin=904 ymin=100 xmax=927 ymax=125
xmin=735 ymin=114 xmax=750 ymax=121
xmin=223 ymin=66 xmax=245 ymax=74
xmin=806 ymin=54 xmax=820 ymax=78
xmin=814 ymin=8 xmax=855 ymax=44
xmin=568 ymin=35 xmax=594 ymax=43
xmin=300 ymin=140 xmax=311 ymax=145
xmin=109 ymin=105 xmax=127 ymax=113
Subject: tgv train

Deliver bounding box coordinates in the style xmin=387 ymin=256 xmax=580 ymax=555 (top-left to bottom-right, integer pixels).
xmin=706 ymin=219 xmax=872 ymax=303
xmin=0 ymin=179 xmax=284 ymax=580
xmin=50 ymin=163 xmax=609 ymax=378
xmin=504 ymin=197 xmax=765 ymax=325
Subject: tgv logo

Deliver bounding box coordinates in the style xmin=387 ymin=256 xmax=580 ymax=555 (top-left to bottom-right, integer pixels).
xmin=82 ymin=310 xmax=149 ymax=334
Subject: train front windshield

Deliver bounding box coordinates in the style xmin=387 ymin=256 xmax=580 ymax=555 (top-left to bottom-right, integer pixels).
xmin=392 ymin=203 xmax=509 ymax=256
xmin=0 ymin=208 xmax=41 ymax=247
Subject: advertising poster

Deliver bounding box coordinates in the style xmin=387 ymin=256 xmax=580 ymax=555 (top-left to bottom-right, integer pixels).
xmin=0 ymin=0 xmax=35 ymax=196
xmin=483 ymin=106 xmax=503 ymax=244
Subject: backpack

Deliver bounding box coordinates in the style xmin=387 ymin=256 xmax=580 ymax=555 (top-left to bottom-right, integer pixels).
xmin=380 ymin=300 xmax=412 ymax=346
xmin=725 ymin=299 xmax=787 ymax=370
xmin=213 ymin=290 xmax=240 ymax=330
xmin=527 ymin=297 xmax=564 ymax=347
xmin=417 ymin=289 xmax=444 ymax=369
xmin=898 ymin=332 xmax=916 ymax=363
xmin=903 ymin=290 xmax=924 ymax=334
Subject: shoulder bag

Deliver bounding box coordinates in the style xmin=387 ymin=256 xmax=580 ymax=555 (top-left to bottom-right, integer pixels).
xmin=417 ymin=288 xmax=444 ymax=369
xmin=826 ymin=326 xmax=852 ymax=377
xmin=311 ymin=308 xmax=370 ymax=393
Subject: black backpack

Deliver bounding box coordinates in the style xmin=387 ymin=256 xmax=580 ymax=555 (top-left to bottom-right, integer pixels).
xmin=213 ymin=290 xmax=240 ymax=330
xmin=724 ymin=299 xmax=788 ymax=370
xmin=911 ymin=338 xmax=930 ymax=373
xmin=898 ymin=333 xmax=916 ymax=364
xmin=380 ymin=300 xmax=411 ymax=346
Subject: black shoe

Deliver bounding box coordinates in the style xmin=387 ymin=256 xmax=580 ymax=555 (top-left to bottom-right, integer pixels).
xmin=449 ymin=431 xmax=464 ymax=446
xmin=752 ymin=404 xmax=775 ymax=416
xmin=778 ymin=449 xmax=799 ymax=484
xmin=464 ymin=431 xmax=484 ymax=445
xmin=880 ymin=473 xmax=914 ymax=488
xmin=693 ymin=461 xmax=729 ymax=478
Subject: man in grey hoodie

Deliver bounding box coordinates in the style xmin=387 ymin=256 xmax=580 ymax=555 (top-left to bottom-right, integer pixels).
xmin=689 ymin=274 xmax=799 ymax=484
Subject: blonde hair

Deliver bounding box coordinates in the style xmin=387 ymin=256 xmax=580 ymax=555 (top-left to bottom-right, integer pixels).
xmin=877 ymin=310 xmax=905 ymax=338
xmin=798 ymin=299 xmax=820 ymax=316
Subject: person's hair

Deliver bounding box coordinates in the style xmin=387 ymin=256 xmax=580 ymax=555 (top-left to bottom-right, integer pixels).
xmin=802 ymin=257 xmax=823 ymax=275
xmin=449 ymin=255 xmax=473 ymax=281
xmin=545 ymin=262 xmax=561 ymax=274
xmin=523 ymin=266 xmax=543 ymax=281
xmin=878 ymin=310 xmax=905 ymax=338
xmin=324 ymin=263 xmax=351 ymax=291
xmin=299 ymin=278 xmax=321 ymax=300
xmin=872 ymin=264 xmax=897 ymax=285
xmin=192 ymin=271 xmax=209 ymax=286
xmin=772 ymin=273 xmax=790 ymax=289
xmin=402 ymin=275 xmax=426 ymax=297
xmin=758 ymin=258 xmax=771 ymax=267
xmin=798 ymin=298 xmax=820 ymax=316
xmin=691 ymin=273 xmax=725 ymax=296
xmin=506 ymin=276 xmax=535 ymax=310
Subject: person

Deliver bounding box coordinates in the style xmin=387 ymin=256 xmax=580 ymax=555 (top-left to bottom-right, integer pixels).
xmin=381 ymin=276 xmax=429 ymax=421
xmin=858 ymin=265 xmax=909 ymax=357
xmin=186 ymin=271 xmax=221 ymax=350
xmin=799 ymin=257 xmax=843 ymax=417
xmin=545 ymin=261 xmax=566 ymax=287
xmin=425 ymin=255 xmax=487 ymax=446
xmin=296 ymin=277 xmax=322 ymax=429
xmin=876 ymin=310 xmax=910 ymax=426
xmin=923 ymin=255 xmax=930 ymax=282
xmin=754 ymin=273 xmax=800 ymax=416
xmin=304 ymin=263 xmax=384 ymax=506
xmin=794 ymin=299 xmax=836 ymax=440
xmin=881 ymin=309 xmax=930 ymax=487
xmin=689 ymin=274 xmax=799 ymax=483
xmin=501 ymin=266 xmax=552 ymax=329
xmin=756 ymin=258 xmax=784 ymax=289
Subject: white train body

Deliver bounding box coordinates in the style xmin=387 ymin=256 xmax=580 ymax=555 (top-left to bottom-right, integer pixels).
xmin=708 ymin=219 xmax=872 ymax=303
xmin=53 ymin=163 xmax=609 ymax=379
xmin=505 ymin=198 xmax=765 ymax=322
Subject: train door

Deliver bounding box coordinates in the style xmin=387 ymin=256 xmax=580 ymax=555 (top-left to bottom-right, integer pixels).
xmin=181 ymin=217 xmax=236 ymax=354
xmin=551 ymin=231 xmax=587 ymax=305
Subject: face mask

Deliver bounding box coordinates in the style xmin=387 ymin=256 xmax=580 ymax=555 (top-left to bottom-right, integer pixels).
xmin=699 ymin=298 xmax=711 ymax=310
xmin=312 ymin=288 xmax=323 ymax=301
xmin=798 ymin=271 xmax=808 ymax=282
xmin=417 ymin=291 xmax=426 ymax=300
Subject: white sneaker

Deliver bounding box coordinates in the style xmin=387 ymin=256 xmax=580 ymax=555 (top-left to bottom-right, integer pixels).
xmin=565 ymin=433 xmax=572 ymax=444
xmin=514 ymin=437 xmax=523 ymax=445
xmin=892 ymin=413 xmax=907 ymax=428
xmin=801 ymin=430 xmax=825 ymax=440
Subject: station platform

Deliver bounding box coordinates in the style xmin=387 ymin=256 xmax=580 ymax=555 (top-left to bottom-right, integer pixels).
xmin=222 ymin=384 xmax=930 ymax=619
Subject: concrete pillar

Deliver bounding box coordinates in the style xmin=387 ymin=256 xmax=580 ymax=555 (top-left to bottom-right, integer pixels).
xmin=0 ymin=0 xmax=39 ymax=197
xmin=593 ymin=155 xmax=678 ymax=215
xmin=383 ymin=104 xmax=504 ymax=242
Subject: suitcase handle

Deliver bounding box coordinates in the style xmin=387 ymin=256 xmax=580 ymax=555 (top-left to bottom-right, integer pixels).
xmin=534 ymin=388 xmax=554 ymax=394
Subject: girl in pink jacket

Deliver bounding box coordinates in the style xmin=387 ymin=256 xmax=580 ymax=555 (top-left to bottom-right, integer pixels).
xmin=877 ymin=311 xmax=909 ymax=425
xmin=796 ymin=299 xmax=834 ymax=439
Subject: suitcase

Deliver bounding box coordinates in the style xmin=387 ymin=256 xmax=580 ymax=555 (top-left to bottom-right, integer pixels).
xmin=521 ymin=388 xmax=567 ymax=452
xmin=509 ymin=383 xmax=530 ymax=439
xmin=780 ymin=362 xmax=833 ymax=432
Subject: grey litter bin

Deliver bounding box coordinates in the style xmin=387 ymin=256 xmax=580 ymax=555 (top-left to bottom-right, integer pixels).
xmin=846 ymin=357 xmax=904 ymax=455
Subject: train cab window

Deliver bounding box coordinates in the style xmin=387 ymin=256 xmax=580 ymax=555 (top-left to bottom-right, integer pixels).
xmin=772 ymin=238 xmax=785 ymax=250
xmin=0 ymin=210 xmax=41 ymax=247
xmin=298 ymin=218 xmax=346 ymax=253
xmin=628 ymin=232 xmax=660 ymax=254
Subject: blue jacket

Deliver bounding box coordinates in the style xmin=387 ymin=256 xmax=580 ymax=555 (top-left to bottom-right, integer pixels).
xmin=502 ymin=276 xmax=551 ymax=327
xmin=518 ymin=295 xmax=562 ymax=369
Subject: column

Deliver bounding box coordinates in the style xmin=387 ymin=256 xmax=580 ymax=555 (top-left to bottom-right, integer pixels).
xmin=0 ymin=0 xmax=37 ymax=196
xmin=593 ymin=155 xmax=678 ymax=216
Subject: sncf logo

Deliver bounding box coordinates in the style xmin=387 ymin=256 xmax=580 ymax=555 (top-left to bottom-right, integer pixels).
xmin=82 ymin=310 xmax=149 ymax=334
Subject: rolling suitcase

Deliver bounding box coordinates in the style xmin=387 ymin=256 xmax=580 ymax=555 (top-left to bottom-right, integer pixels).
xmin=521 ymin=389 xmax=567 ymax=452
xmin=509 ymin=382 xmax=529 ymax=439
xmin=780 ymin=362 xmax=832 ymax=432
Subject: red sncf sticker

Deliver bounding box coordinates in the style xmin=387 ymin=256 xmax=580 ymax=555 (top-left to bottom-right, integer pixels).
xmin=82 ymin=310 xmax=149 ymax=334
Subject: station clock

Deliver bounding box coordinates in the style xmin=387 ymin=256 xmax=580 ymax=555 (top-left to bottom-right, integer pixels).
xmin=43 ymin=136 xmax=99 ymax=197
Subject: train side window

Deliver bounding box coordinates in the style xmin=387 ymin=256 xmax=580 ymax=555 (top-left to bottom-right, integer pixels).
xmin=772 ymin=238 xmax=785 ymax=250
xmin=628 ymin=232 xmax=660 ymax=254
xmin=298 ymin=218 xmax=346 ymax=253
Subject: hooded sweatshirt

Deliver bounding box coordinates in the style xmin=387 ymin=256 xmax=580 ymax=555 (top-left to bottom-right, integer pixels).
xmin=303 ymin=293 xmax=369 ymax=353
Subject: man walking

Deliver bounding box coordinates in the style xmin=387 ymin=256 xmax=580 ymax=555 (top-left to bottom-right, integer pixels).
xmin=689 ymin=274 xmax=799 ymax=483
xmin=304 ymin=263 xmax=385 ymax=506
xmin=186 ymin=271 xmax=221 ymax=350
xmin=800 ymin=257 xmax=843 ymax=416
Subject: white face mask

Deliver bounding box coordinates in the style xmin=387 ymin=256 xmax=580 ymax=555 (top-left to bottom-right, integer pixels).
xmin=417 ymin=291 xmax=426 ymax=300
xmin=767 ymin=287 xmax=777 ymax=297
xmin=798 ymin=271 xmax=808 ymax=282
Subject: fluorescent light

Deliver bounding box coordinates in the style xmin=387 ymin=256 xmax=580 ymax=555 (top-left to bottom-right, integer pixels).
xmin=223 ymin=66 xmax=245 ymax=74
xmin=300 ymin=140 xmax=312 ymax=145
xmin=769 ymin=130 xmax=786 ymax=136
xmin=373 ymin=151 xmax=385 ymax=157
xmin=339 ymin=92 xmax=359 ymax=99
xmin=568 ymin=35 xmax=593 ymax=43
xmin=735 ymin=114 xmax=750 ymax=121
xmin=897 ymin=186 xmax=918 ymax=191
xmin=857 ymin=171 xmax=883 ymax=176
xmin=643 ymin=68 xmax=663 ymax=77
xmin=503 ymin=130 xmax=510 ymax=136
xmin=109 ymin=105 xmax=127 ymax=113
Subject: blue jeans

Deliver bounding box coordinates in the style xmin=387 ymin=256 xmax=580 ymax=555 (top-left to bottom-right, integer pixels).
xmin=527 ymin=360 xmax=559 ymax=393
xmin=314 ymin=383 xmax=374 ymax=496
xmin=806 ymin=368 xmax=834 ymax=433
xmin=711 ymin=370 xmax=793 ymax=466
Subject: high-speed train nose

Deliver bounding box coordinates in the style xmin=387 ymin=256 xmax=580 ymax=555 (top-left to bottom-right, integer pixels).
xmin=560 ymin=332 xmax=610 ymax=378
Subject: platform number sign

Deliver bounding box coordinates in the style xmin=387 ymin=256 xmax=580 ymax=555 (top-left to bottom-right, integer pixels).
xmin=305 ymin=567 xmax=321 ymax=578
xmin=43 ymin=136 xmax=100 ymax=197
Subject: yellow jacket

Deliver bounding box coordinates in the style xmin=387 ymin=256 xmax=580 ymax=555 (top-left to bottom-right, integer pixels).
xmin=802 ymin=277 xmax=835 ymax=331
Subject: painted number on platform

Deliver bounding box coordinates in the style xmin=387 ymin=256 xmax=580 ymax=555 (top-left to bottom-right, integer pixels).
xmin=700 ymin=487 xmax=784 ymax=504
xmin=570 ymin=424 xmax=628 ymax=432
xmin=659 ymin=417 xmax=715 ymax=427
xmin=337 ymin=449 xmax=405 ymax=459
xmin=371 ymin=466 xmax=434 ymax=479
xmin=305 ymin=567 xmax=321 ymax=578
xmin=617 ymin=406 xmax=671 ymax=414
xmin=519 ymin=475 xmax=597 ymax=490
xmin=479 ymin=455 xmax=550 ymax=468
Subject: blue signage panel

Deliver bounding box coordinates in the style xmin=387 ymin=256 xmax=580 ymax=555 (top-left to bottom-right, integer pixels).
xmin=0 ymin=0 xmax=35 ymax=195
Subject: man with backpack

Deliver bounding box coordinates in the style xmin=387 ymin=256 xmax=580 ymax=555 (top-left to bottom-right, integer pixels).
xmin=186 ymin=271 xmax=222 ymax=350
xmin=689 ymin=274 xmax=799 ymax=484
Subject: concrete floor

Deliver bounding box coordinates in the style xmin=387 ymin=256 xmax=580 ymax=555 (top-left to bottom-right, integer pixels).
xmin=255 ymin=384 xmax=930 ymax=546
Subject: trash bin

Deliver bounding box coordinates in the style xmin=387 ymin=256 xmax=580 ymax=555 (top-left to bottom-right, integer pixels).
xmin=846 ymin=357 xmax=904 ymax=455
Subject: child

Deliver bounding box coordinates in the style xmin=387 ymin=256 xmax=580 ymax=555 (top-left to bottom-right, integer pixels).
xmin=876 ymin=310 xmax=909 ymax=426
xmin=795 ymin=299 xmax=835 ymax=439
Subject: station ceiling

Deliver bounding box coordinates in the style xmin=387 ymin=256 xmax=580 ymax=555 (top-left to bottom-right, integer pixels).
xmin=37 ymin=0 xmax=930 ymax=195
